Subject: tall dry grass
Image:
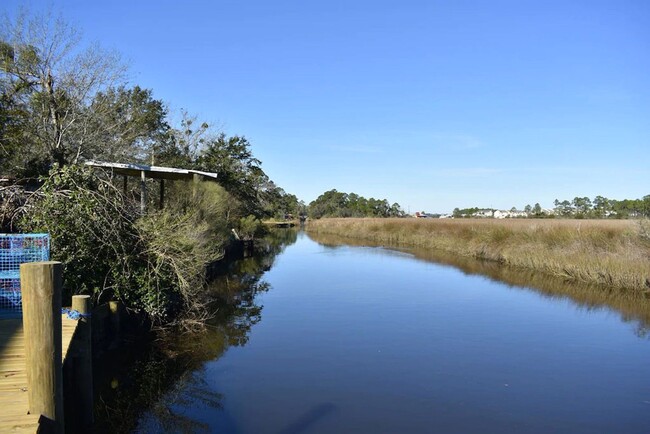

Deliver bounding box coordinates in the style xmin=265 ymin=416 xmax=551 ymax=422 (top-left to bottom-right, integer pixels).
xmin=307 ymin=218 xmax=650 ymax=292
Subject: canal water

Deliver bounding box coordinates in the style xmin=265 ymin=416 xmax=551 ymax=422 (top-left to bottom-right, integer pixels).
xmin=100 ymin=230 xmax=650 ymax=433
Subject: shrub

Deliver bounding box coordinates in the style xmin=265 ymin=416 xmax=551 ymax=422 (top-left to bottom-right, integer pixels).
xmin=19 ymin=166 xmax=239 ymax=324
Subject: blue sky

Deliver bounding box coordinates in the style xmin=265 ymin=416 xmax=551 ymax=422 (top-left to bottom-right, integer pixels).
xmin=5 ymin=0 xmax=649 ymax=213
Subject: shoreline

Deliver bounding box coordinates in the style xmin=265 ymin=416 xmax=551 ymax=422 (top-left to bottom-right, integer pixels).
xmin=306 ymin=218 xmax=650 ymax=292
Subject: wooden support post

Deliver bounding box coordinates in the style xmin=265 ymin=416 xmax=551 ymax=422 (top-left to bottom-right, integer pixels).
xmin=192 ymin=173 xmax=200 ymax=199
xmin=20 ymin=261 xmax=64 ymax=433
xmin=109 ymin=301 xmax=121 ymax=348
xmin=123 ymin=175 xmax=127 ymax=196
xmin=159 ymin=179 xmax=165 ymax=210
xmin=140 ymin=170 xmax=146 ymax=213
xmin=71 ymin=295 xmax=93 ymax=429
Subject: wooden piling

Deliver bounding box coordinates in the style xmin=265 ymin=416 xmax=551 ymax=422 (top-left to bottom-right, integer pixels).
xmin=140 ymin=170 xmax=147 ymax=213
xmin=159 ymin=178 xmax=165 ymax=210
xmin=109 ymin=300 xmax=122 ymax=348
xmin=71 ymin=295 xmax=93 ymax=429
xmin=20 ymin=261 xmax=64 ymax=433
xmin=192 ymin=173 xmax=200 ymax=198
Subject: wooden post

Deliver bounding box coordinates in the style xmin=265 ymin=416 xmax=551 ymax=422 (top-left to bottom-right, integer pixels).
xmin=122 ymin=175 xmax=127 ymax=196
xmin=159 ymin=179 xmax=165 ymax=210
xmin=192 ymin=173 xmax=200 ymax=199
xmin=71 ymin=295 xmax=93 ymax=429
xmin=20 ymin=261 xmax=64 ymax=433
xmin=140 ymin=170 xmax=147 ymax=213
xmin=109 ymin=300 xmax=121 ymax=348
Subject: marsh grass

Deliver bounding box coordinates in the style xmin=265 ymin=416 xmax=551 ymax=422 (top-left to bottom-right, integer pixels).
xmin=307 ymin=218 xmax=650 ymax=292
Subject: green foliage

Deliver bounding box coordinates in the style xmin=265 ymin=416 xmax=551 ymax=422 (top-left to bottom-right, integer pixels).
xmin=19 ymin=166 xmax=240 ymax=323
xmin=453 ymin=207 xmax=487 ymax=218
xmin=197 ymin=133 xmax=266 ymax=215
xmin=259 ymin=181 xmax=302 ymax=220
xmin=130 ymin=181 xmax=239 ymax=320
xmin=238 ymin=215 xmax=264 ymax=240
xmin=19 ymin=165 xmax=140 ymax=301
xmin=2 ymin=9 xmax=300 ymax=326
xmin=85 ymin=86 xmax=171 ymax=163
xmin=552 ymin=195 xmax=650 ymax=219
xmin=309 ymin=189 xmax=404 ymax=219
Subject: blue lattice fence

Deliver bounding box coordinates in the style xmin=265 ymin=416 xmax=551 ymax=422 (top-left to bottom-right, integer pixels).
xmin=0 ymin=234 xmax=50 ymax=315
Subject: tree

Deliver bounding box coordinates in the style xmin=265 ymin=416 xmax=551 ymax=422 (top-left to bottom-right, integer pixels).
xmin=85 ymin=86 xmax=170 ymax=163
xmin=554 ymin=199 xmax=574 ymax=217
xmin=533 ymin=203 xmax=542 ymax=216
xmin=198 ymin=133 xmax=266 ymax=215
xmin=524 ymin=204 xmax=532 ymax=214
xmin=592 ymin=195 xmax=611 ymax=218
xmin=572 ymin=196 xmax=592 ymax=217
xmin=155 ymin=111 xmax=208 ymax=168
xmin=1 ymin=10 xmax=126 ymax=175
xmin=307 ymin=190 xmax=400 ymax=218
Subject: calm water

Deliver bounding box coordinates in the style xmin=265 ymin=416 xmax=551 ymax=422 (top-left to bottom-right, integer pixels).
xmin=132 ymin=231 xmax=650 ymax=433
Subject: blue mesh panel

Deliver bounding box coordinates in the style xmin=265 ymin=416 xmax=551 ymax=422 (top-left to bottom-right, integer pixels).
xmin=0 ymin=234 xmax=50 ymax=316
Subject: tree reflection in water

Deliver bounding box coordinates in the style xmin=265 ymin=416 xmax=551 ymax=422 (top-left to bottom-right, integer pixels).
xmin=92 ymin=229 xmax=298 ymax=434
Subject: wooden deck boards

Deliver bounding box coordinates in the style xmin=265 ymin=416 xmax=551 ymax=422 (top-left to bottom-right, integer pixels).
xmin=0 ymin=315 xmax=78 ymax=433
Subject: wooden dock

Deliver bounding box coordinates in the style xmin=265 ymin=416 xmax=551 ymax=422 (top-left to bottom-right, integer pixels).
xmin=0 ymin=314 xmax=79 ymax=433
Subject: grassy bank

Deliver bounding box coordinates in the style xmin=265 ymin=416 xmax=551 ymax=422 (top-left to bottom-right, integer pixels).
xmin=306 ymin=218 xmax=650 ymax=292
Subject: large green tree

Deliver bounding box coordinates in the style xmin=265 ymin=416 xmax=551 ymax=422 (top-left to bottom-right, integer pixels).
xmin=85 ymin=86 xmax=170 ymax=163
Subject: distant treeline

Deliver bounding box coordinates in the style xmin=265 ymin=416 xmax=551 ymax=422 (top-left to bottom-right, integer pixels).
xmin=551 ymin=195 xmax=650 ymax=218
xmin=309 ymin=189 xmax=404 ymax=218
xmin=452 ymin=194 xmax=650 ymax=219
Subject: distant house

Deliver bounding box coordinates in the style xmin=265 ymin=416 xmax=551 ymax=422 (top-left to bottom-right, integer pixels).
xmin=494 ymin=209 xmax=528 ymax=219
xmin=415 ymin=211 xmax=440 ymax=218
xmin=474 ymin=209 xmax=494 ymax=218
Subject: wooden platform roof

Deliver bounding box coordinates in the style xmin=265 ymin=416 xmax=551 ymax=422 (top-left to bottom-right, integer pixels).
xmin=84 ymin=160 xmax=218 ymax=181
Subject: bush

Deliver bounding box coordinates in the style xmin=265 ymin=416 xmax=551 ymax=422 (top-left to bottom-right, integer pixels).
xmin=20 ymin=166 xmax=240 ymax=324
xmin=20 ymin=165 xmax=140 ymax=302
xmin=238 ymin=215 xmax=264 ymax=240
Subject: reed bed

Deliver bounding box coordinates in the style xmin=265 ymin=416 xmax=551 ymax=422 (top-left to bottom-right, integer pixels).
xmin=307 ymin=218 xmax=650 ymax=292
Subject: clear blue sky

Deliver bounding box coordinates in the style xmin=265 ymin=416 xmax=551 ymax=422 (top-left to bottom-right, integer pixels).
xmin=6 ymin=0 xmax=650 ymax=213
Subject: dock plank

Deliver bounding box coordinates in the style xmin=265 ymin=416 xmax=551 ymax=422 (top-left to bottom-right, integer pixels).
xmin=0 ymin=314 xmax=78 ymax=433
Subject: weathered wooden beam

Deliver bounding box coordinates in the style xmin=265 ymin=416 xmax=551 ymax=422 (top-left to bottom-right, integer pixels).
xmin=20 ymin=261 xmax=64 ymax=433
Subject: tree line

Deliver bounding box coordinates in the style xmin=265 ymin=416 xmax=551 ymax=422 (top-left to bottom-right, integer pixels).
xmin=551 ymin=195 xmax=650 ymax=219
xmin=308 ymin=189 xmax=404 ymax=218
xmin=452 ymin=194 xmax=650 ymax=219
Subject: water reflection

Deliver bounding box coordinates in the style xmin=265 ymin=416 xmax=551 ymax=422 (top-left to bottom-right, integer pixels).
xmin=92 ymin=229 xmax=298 ymax=433
xmin=307 ymin=231 xmax=650 ymax=338
xmin=105 ymin=229 xmax=650 ymax=433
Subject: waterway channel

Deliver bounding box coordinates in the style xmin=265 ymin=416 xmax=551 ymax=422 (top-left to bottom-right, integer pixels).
xmin=95 ymin=229 xmax=650 ymax=433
